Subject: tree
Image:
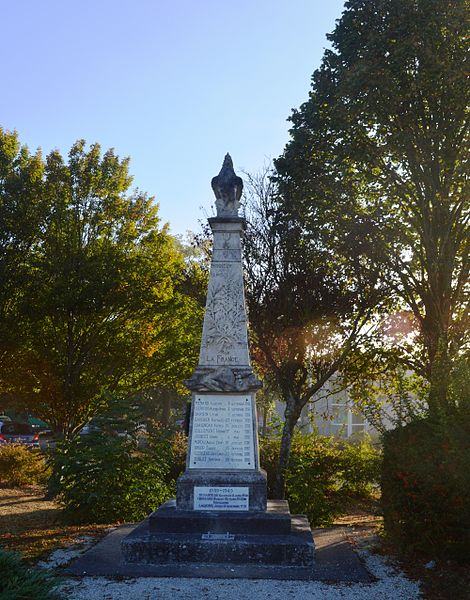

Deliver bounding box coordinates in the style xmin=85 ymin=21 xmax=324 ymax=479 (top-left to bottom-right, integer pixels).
xmin=243 ymin=167 xmax=383 ymax=497
xmin=275 ymin=0 xmax=469 ymax=416
xmin=0 ymin=138 xmax=203 ymax=436
xmin=0 ymin=129 xmax=47 ymax=363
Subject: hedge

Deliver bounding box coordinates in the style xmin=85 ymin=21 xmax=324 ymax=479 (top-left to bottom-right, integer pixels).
xmin=381 ymin=417 xmax=470 ymax=560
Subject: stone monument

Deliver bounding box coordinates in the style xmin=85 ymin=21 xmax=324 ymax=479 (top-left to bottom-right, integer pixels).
xmin=122 ymin=155 xmax=315 ymax=579
xmin=177 ymin=153 xmax=266 ymax=512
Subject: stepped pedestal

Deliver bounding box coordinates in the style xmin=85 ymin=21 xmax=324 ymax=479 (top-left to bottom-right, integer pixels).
xmin=122 ymin=500 xmax=314 ymax=578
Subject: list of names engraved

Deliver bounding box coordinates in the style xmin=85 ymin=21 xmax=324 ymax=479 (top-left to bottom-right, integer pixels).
xmin=189 ymin=395 xmax=255 ymax=469
xmin=194 ymin=486 xmax=249 ymax=511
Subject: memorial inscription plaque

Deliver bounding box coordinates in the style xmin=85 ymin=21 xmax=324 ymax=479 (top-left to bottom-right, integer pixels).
xmin=189 ymin=395 xmax=255 ymax=469
xmin=194 ymin=486 xmax=249 ymax=511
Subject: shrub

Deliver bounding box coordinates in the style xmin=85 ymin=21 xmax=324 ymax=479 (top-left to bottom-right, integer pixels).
xmin=166 ymin=430 xmax=188 ymax=481
xmin=339 ymin=436 xmax=381 ymax=496
xmin=260 ymin=432 xmax=381 ymax=526
xmin=52 ymin=431 xmax=175 ymax=524
xmin=285 ymin=435 xmax=346 ymax=526
xmin=382 ymin=416 xmax=470 ymax=560
xmin=0 ymin=548 xmax=61 ymax=599
xmin=0 ymin=445 xmax=51 ymax=487
xmin=52 ymin=421 xmax=381 ymax=526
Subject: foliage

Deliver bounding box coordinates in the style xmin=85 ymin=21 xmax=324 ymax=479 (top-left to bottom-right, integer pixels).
xmin=164 ymin=429 xmax=188 ymax=481
xmin=382 ymin=412 xmax=470 ymax=561
xmin=349 ymin=366 xmax=429 ymax=434
xmin=0 ymin=548 xmax=61 ymax=600
xmin=0 ymin=134 xmax=203 ymax=436
xmin=254 ymin=373 xmax=277 ymax=435
xmin=52 ymin=430 xmax=175 ymax=524
xmin=131 ymin=387 xmax=190 ymax=428
xmin=0 ymin=129 xmax=46 ymax=355
xmin=243 ymin=166 xmax=384 ymax=497
xmin=448 ymin=359 xmax=470 ymax=415
xmin=0 ymin=445 xmax=50 ymax=487
xmin=275 ymin=0 xmax=469 ymax=413
xmin=260 ymin=432 xmax=381 ymax=526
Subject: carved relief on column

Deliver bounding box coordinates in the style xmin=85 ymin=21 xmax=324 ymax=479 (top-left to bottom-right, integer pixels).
xmin=201 ymin=273 xmax=249 ymax=364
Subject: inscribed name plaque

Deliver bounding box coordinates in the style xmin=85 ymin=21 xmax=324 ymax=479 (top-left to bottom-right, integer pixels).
xmin=194 ymin=486 xmax=249 ymax=511
xmin=189 ymin=395 xmax=255 ymax=469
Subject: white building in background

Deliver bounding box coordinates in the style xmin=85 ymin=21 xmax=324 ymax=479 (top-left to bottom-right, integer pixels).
xmin=270 ymin=372 xmax=394 ymax=439
xmin=304 ymin=389 xmax=373 ymax=438
xmin=270 ymin=372 xmax=412 ymax=439
xmin=273 ymin=389 xmax=374 ymax=439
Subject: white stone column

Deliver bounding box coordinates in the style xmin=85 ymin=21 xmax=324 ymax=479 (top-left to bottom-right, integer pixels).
xmin=178 ymin=154 xmax=266 ymax=511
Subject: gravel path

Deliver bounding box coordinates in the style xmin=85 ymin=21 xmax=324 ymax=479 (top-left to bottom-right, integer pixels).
xmin=57 ymin=538 xmax=422 ymax=600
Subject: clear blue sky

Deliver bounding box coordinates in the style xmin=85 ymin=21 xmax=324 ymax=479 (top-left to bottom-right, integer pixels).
xmin=2 ymin=0 xmax=345 ymax=236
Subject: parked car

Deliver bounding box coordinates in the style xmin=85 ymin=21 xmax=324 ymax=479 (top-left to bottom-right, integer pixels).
xmin=28 ymin=417 xmax=50 ymax=432
xmin=0 ymin=415 xmax=12 ymax=434
xmin=0 ymin=422 xmax=40 ymax=448
xmin=37 ymin=429 xmax=57 ymax=450
xmin=78 ymin=423 xmax=101 ymax=436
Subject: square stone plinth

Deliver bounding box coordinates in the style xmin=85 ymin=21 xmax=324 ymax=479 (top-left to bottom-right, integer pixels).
xmin=176 ymin=469 xmax=267 ymax=511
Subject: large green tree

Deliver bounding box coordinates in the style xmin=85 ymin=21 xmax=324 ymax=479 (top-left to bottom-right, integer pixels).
xmin=0 ymin=129 xmax=46 ymax=359
xmin=243 ymin=167 xmax=383 ymax=497
xmin=276 ymin=0 xmax=469 ymax=415
xmin=0 ymin=137 xmax=203 ymax=435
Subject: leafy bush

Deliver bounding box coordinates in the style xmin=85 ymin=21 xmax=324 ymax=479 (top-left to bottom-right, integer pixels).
xmin=0 ymin=445 xmax=51 ymax=487
xmin=339 ymin=437 xmax=381 ymax=496
xmin=382 ymin=416 xmax=470 ymax=560
xmin=51 ymin=418 xmax=381 ymax=527
xmin=260 ymin=432 xmax=381 ymax=526
xmin=165 ymin=429 xmax=188 ymax=481
xmin=0 ymin=548 xmax=61 ymax=599
xmin=52 ymin=430 xmax=175 ymax=524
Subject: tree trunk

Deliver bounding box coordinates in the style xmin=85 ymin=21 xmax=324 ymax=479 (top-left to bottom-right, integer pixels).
xmin=161 ymin=392 xmax=171 ymax=427
xmin=262 ymin=405 xmax=268 ymax=436
xmin=428 ymin=335 xmax=452 ymax=420
xmin=274 ymin=397 xmax=302 ymax=499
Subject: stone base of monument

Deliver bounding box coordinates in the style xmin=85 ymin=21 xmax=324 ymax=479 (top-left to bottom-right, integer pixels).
xmin=121 ymin=499 xmax=315 ymax=579
xmin=176 ymin=469 xmax=268 ymax=511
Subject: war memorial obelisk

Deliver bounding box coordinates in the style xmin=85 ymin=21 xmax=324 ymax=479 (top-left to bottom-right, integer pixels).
xmin=122 ymin=156 xmax=315 ymax=579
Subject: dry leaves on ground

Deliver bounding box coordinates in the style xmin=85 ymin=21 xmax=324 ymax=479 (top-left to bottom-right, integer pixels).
xmin=0 ymin=485 xmax=111 ymax=561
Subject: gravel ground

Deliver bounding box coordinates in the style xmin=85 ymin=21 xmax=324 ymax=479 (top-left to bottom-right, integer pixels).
xmin=56 ymin=536 xmax=422 ymax=600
